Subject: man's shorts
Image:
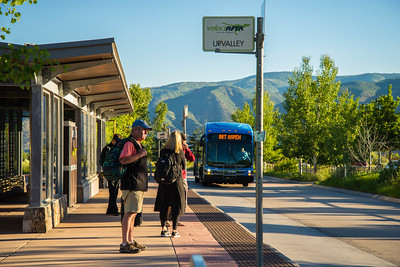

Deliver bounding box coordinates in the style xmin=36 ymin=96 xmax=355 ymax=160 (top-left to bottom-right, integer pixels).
xmin=121 ymin=190 xmax=145 ymax=213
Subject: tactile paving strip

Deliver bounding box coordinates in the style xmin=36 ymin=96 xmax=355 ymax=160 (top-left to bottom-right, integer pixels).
xmin=188 ymin=189 xmax=297 ymax=267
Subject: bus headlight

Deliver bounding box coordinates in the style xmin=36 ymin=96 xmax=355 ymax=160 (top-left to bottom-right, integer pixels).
xmin=207 ymin=169 xmax=211 ymax=175
xmin=247 ymin=170 xmax=252 ymax=176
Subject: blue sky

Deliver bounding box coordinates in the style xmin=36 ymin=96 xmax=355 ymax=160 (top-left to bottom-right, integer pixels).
xmin=3 ymin=0 xmax=400 ymax=87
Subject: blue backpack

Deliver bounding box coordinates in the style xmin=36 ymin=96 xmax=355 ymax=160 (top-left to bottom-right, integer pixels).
xmin=102 ymin=137 xmax=132 ymax=181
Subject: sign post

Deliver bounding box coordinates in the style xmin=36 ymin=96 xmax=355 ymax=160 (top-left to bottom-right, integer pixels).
xmin=157 ymin=132 xmax=168 ymax=158
xmin=203 ymin=15 xmax=265 ymax=267
xmin=255 ymin=17 xmax=264 ymax=267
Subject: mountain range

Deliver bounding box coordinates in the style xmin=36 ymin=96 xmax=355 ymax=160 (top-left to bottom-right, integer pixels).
xmin=149 ymin=72 xmax=400 ymax=134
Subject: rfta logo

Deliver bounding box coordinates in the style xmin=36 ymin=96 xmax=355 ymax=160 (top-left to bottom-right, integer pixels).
xmin=207 ymin=23 xmax=251 ymax=35
xmin=222 ymin=23 xmax=250 ymax=35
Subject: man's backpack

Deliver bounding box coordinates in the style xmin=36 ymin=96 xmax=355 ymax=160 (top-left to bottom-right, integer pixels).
xmin=154 ymin=150 xmax=180 ymax=185
xmin=102 ymin=138 xmax=132 ymax=181
xmin=99 ymin=144 xmax=112 ymax=167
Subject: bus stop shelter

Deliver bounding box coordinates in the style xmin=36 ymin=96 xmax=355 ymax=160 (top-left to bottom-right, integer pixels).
xmin=0 ymin=38 xmax=133 ymax=232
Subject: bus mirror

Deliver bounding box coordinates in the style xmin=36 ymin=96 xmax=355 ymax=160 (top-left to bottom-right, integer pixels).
xmin=200 ymin=134 xmax=205 ymax=147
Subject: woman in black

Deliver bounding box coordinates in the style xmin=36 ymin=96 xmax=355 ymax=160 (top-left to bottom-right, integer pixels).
xmin=154 ymin=131 xmax=186 ymax=237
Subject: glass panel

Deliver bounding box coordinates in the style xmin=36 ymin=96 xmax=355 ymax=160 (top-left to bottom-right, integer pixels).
xmin=88 ymin=115 xmax=92 ymax=176
xmin=93 ymin=117 xmax=97 ymax=174
xmin=45 ymin=93 xmax=51 ymax=200
xmin=22 ymin=114 xmax=30 ymax=175
xmin=9 ymin=110 xmax=16 ymax=177
xmin=42 ymin=95 xmax=47 ymax=201
xmin=53 ymin=97 xmax=59 ymax=196
xmin=81 ymin=113 xmax=87 ymax=179
xmin=207 ymin=141 xmax=252 ymax=168
xmin=230 ymin=142 xmax=252 ymax=166
xmin=0 ymin=110 xmax=5 ymax=179
xmin=91 ymin=116 xmax=96 ymax=175
xmin=0 ymin=110 xmax=5 ymax=193
xmin=42 ymin=93 xmax=52 ymax=201
xmin=4 ymin=110 xmax=9 ymax=177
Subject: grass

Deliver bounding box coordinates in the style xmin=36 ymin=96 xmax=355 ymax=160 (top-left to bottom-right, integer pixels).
xmin=22 ymin=159 xmax=30 ymax=174
xmin=265 ymin=166 xmax=400 ymax=199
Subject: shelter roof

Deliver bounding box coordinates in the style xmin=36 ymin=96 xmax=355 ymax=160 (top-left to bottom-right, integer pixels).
xmin=0 ymin=38 xmax=133 ymax=119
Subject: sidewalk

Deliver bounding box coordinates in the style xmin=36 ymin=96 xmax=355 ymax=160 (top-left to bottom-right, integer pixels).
xmin=0 ymin=180 xmax=236 ymax=266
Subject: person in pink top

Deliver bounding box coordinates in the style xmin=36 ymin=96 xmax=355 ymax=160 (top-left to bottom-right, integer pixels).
xmin=181 ymin=133 xmax=195 ymax=180
xmin=179 ymin=133 xmax=195 ymax=226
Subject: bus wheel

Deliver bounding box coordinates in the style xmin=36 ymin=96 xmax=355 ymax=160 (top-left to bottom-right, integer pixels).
xmin=201 ymin=174 xmax=208 ymax=186
xmin=199 ymin=168 xmax=205 ymax=185
xmin=242 ymin=183 xmax=248 ymax=187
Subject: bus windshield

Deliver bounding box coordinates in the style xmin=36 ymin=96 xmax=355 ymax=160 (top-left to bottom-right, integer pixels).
xmin=206 ymin=141 xmax=252 ymax=168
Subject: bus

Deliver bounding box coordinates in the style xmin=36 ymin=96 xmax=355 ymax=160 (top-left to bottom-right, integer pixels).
xmin=193 ymin=122 xmax=254 ymax=187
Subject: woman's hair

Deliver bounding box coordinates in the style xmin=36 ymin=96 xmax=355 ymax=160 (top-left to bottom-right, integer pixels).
xmin=164 ymin=131 xmax=182 ymax=153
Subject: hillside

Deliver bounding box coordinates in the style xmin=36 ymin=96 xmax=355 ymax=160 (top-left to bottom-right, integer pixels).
xmin=149 ymin=72 xmax=400 ymax=134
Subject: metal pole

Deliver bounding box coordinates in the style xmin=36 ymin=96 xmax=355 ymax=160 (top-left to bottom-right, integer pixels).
xmin=255 ymin=17 xmax=264 ymax=267
xmin=183 ymin=105 xmax=188 ymax=135
xmin=158 ymin=139 xmax=160 ymax=159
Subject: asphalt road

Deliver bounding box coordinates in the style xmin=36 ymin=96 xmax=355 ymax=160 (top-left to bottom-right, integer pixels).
xmin=187 ymin=173 xmax=400 ymax=267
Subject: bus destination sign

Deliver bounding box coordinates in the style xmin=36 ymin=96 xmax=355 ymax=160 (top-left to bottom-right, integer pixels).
xmin=218 ymin=134 xmax=242 ymax=140
xmin=208 ymin=133 xmax=252 ymax=141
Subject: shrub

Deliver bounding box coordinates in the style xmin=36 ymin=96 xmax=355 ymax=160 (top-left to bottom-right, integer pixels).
xmin=378 ymin=167 xmax=400 ymax=185
xmin=273 ymin=158 xmax=298 ymax=172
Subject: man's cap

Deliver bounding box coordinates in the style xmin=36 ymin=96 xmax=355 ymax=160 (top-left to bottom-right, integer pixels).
xmin=132 ymin=119 xmax=152 ymax=130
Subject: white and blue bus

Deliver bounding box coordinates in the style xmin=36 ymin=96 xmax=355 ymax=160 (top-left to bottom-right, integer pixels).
xmin=194 ymin=122 xmax=254 ymax=187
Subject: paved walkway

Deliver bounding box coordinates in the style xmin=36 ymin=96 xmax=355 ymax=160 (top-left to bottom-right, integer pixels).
xmin=0 ymin=180 xmax=236 ymax=266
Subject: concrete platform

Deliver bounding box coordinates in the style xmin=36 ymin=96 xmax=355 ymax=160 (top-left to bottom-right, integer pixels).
xmin=0 ymin=181 xmax=236 ymax=266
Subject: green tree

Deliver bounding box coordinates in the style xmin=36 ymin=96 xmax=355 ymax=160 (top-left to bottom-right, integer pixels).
xmin=371 ymin=85 xmax=400 ymax=161
xmin=254 ymin=93 xmax=282 ymax=162
xmin=105 ymin=84 xmax=152 ymax=142
xmin=327 ymin=89 xmax=359 ymax=175
xmin=1 ymin=0 xmax=36 ymax=40
xmin=150 ymin=101 xmax=169 ymax=161
xmin=0 ymin=0 xmax=54 ymax=89
xmin=349 ymin=114 xmax=386 ymax=172
xmin=232 ymin=92 xmax=281 ymax=162
xmin=281 ymin=55 xmax=341 ymax=172
xmin=231 ymin=102 xmax=255 ymax=127
xmin=152 ymin=101 xmax=168 ymax=132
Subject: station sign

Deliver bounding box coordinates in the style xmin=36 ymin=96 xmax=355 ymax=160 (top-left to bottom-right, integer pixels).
xmin=157 ymin=132 xmax=168 ymax=140
xmin=254 ymin=131 xmax=266 ymax=142
xmin=203 ymin=16 xmax=255 ymax=52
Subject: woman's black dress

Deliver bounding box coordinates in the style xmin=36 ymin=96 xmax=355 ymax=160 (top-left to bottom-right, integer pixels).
xmin=154 ymin=149 xmax=186 ymax=225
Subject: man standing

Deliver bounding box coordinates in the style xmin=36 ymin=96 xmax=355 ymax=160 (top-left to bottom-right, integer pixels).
xmin=119 ymin=119 xmax=152 ymax=253
xmin=100 ymin=134 xmax=122 ymax=216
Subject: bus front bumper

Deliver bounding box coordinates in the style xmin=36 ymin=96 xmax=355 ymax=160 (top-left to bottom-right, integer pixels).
xmin=203 ymin=174 xmax=254 ymax=184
